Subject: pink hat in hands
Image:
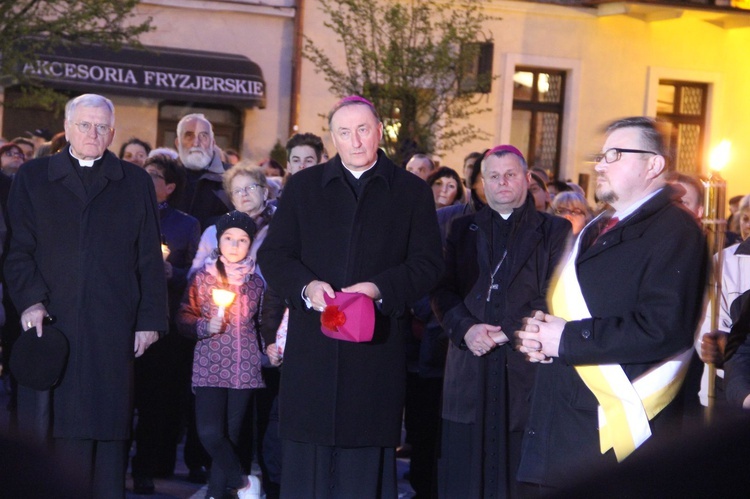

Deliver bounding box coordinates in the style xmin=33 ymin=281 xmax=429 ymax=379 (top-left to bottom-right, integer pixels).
xmin=320 ymin=292 xmax=375 ymax=342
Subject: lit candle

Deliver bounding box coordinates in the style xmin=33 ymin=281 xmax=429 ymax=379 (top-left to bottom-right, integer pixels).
xmin=702 ymin=140 xmax=730 ymax=410
xmin=212 ymin=288 xmax=236 ymax=320
xmin=161 ymin=243 xmax=170 ymax=261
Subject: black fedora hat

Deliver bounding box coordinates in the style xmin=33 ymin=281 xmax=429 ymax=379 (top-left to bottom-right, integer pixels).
xmin=9 ymin=326 xmax=69 ymax=391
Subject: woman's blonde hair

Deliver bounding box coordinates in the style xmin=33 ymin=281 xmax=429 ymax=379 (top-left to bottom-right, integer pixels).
xmin=551 ymin=191 xmax=593 ymax=223
xmin=223 ymin=160 xmax=267 ymax=197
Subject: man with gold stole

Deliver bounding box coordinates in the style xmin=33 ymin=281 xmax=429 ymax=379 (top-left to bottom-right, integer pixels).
xmin=516 ymin=117 xmax=708 ymax=489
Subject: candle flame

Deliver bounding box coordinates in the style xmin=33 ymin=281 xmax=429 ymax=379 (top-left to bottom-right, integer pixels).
xmin=709 ymin=140 xmax=731 ymax=172
xmin=212 ymin=288 xmax=236 ymax=308
xmin=161 ymin=243 xmax=170 ymax=261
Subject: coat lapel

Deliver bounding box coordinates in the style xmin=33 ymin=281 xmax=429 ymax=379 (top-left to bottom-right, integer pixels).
xmin=506 ymin=197 xmax=544 ymax=286
xmin=48 ymin=150 xmax=125 ymax=206
xmin=577 ymin=186 xmax=677 ymax=264
xmin=84 ymin=152 xmax=124 ymax=206
xmin=48 ymin=152 xmax=87 ymax=203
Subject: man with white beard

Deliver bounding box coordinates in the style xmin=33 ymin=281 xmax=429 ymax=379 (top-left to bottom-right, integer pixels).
xmin=174 ymin=113 xmax=233 ymax=229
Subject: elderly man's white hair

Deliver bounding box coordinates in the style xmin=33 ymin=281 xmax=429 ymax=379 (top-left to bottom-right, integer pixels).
xmin=65 ymin=94 xmax=115 ymax=124
xmin=148 ymin=147 xmax=180 ymax=160
xmin=176 ymin=113 xmax=215 ymax=143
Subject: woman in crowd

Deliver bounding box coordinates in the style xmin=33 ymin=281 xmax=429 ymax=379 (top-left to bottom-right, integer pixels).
xmin=178 ymin=211 xmax=264 ymax=499
xmin=0 ymin=143 xmax=25 ymax=177
xmin=550 ymin=190 xmax=592 ymax=236
xmin=529 ymin=172 xmax=551 ymax=211
xmin=190 ymin=162 xmax=275 ymax=276
xmin=119 ymin=137 xmax=152 ymax=167
xmin=427 ymin=166 xmax=465 ymax=209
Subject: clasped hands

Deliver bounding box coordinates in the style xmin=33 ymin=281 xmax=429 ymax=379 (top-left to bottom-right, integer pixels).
xmin=464 ymin=323 xmax=508 ymax=356
xmin=515 ymin=310 xmax=565 ymax=363
xmin=304 ymin=280 xmax=380 ymax=312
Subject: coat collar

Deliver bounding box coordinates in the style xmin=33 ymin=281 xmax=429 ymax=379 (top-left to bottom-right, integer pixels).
xmin=578 ymin=184 xmax=679 ymax=262
xmin=49 ymin=147 xmax=124 ymax=182
xmin=320 ymin=150 xmax=394 ymax=190
xmin=49 ymin=148 xmax=124 ymax=203
xmin=473 ymin=193 xmax=543 ymax=233
xmin=473 ymin=194 xmax=547 ymax=285
xmin=735 ymin=237 xmax=750 ymax=256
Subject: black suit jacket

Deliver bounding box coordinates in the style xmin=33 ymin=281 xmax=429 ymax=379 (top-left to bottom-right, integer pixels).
xmin=517 ymin=185 xmax=708 ymax=487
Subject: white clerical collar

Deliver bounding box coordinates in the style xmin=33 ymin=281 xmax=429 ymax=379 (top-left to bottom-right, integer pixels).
xmin=342 ymin=159 xmax=377 ymax=179
xmin=69 ymin=147 xmax=102 ymax=167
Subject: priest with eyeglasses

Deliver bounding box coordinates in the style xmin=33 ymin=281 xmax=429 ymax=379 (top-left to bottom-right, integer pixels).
xmin=4 ymin=93 xmax=167 ymax=498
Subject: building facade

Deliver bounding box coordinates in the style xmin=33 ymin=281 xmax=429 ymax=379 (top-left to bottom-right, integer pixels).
xmin=296 ymin=0 xmax=750 ymax=201
xmin=2 ymin=0 xmax=749 ymax=203
xmin=0 ymin=0 xmax=295 ymax=162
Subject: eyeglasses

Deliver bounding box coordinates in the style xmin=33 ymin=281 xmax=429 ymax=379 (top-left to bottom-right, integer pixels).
xmin=232 ymin=184 xmax=263 ymax=197
xmin=73 ymin=121 xmax=113 ymax=136
xmin=147 ymin=171 xmax=165 ymax=181
xmin=3 ymin=150 xmax=24 ymax=159
xmin=593 ymin=148 xmax=658 ymax=164
xmin=555 ymin=208 xmax=585 ymax=217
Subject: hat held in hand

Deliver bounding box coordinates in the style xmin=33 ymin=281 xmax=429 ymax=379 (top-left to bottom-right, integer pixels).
xmin=10 ymin=326 xmax=69 ymax=391
xmin=320 ymin=292 xmax=375 ymax=343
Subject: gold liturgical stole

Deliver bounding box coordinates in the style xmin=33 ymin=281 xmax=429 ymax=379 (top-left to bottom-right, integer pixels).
xmin=548 ymin=223 xmax=691 ymax=462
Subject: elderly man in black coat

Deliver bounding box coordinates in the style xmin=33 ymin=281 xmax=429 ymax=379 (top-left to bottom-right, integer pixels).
xmin=4 ymin=93 xmax=167 ymax=499
xmin=431 ymin=145 xmax=570 ymax=498
xmin=258 ymin=96 xmax=443 ymax=498
xmin=174 ymin=113 xmax=233 ymax=230
xmin=516 ymin=117 xmax=707 ymax=489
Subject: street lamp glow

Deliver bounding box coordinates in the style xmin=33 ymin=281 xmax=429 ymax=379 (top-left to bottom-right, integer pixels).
xmin=709 ymin=140 xmax=731 ymax=172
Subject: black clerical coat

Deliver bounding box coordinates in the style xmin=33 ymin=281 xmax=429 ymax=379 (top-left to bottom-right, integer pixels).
xmin=4 ymin=149 xmax=168 ymax=439
xmin=258 ymin=151 xmax=443 ymax=447
xmin=431 ymin=195 xmax=570 ymax=497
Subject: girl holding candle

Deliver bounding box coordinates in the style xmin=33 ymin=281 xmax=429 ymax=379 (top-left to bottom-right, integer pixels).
xmin=177 ymin=210 xmax=264 ymax=499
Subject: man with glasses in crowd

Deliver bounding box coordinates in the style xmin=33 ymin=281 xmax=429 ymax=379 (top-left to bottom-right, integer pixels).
xmin=4 ymin=93 xmax=167 ymax=498
xmin=516 ymin=117 xmax=707 ymax=491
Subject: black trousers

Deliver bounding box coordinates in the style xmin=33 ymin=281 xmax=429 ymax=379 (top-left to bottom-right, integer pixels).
xmin=194 ymin=386 xmax=253 ymax=498
xmin=407 ymin=376 xmax=442 ymax=499
xmin=438 ymin=420 xmax=524 ymax=499
xmin=55 ymin=437 xmax=127 ymax=499
xmin=15 ymin=385 xmax=51 ymax=444
xmin=16 ymin=386 xmax=127 ymax=498
xmin=281 ymin=440 xmax=397 ymax=499
xmin=132 ymin=333 xmax=184 ymax=478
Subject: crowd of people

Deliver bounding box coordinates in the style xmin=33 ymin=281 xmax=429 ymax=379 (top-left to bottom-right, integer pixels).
xmin=0 ymin=93 xmax=749 ymax=499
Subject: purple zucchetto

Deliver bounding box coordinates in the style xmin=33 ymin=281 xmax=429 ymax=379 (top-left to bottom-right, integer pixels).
xmin=483 ymin=145 xmax=526 ymax=163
